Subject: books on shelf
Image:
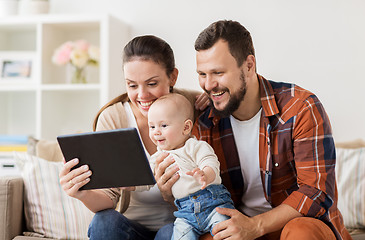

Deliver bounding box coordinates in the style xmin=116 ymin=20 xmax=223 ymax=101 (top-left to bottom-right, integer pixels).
xmin=0 ymin=135 xmax=27 ymax=176
xmin=0 ymin=134 xmax=28 ymax=152
xmin=0 ymin=145 xmax=27 ymax=152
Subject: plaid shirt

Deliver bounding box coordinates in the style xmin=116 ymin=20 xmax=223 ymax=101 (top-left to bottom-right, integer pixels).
xmin=192 ymin=75 xmax=350 ymax=240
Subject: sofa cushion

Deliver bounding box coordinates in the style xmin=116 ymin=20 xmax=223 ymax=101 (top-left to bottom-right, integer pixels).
xmin=14 ymin=152 xmax=94 ymax=239
xmin=14 ymin=236 xmax=55 ymax=240
xmin=36 ymin=139 xmax=64 ymax=162
xmin=335 ymin=139 xmax=365 ymax=229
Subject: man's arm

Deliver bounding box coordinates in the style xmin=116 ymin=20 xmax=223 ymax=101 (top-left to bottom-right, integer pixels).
xmin=212 ymin=204 xmax=301 ymax=240
xmin=282 ymin=95 xmax=336 ymax=218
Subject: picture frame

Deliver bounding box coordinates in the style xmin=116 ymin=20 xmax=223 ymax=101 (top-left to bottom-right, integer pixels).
xmin=0 ymin=52 xmax=36 ymax=83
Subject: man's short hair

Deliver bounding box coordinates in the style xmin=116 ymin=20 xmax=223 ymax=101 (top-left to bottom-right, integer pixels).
xmin=195 ymin=20 xmax=255 ymax=67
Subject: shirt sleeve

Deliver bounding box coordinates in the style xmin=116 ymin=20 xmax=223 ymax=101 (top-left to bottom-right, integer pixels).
xmin=187 ymin=139 xmax=221 ymax=181
xmin=95 ymin=102 xmax=128 ymax=208
xmin=135 ymin=185 xmax=154 ymax=191
xmin=100 ymin=188 xmax=121 ymax=209
xmin=282 ymin=95 xmax=336 ymax=218
xmin=96 ymin=102 xmax=128 ymax=131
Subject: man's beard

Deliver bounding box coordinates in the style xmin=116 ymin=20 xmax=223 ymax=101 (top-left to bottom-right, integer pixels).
xmin=209 ymin=71 xmax=247 ymax=118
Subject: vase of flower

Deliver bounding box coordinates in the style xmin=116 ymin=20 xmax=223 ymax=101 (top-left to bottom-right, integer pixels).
xmin=71 ymin=66 xmax=86 ymax=84
xmin=52 ymin=40 xmax=99 ymax=84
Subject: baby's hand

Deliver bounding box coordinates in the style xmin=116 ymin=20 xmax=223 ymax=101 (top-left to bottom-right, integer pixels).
xmin=186 ymin=167 xmax=208 ymax=189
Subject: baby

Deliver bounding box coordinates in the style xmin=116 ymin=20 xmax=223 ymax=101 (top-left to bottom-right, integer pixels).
xmin=145 ymin=93 xmax=235 ymax=240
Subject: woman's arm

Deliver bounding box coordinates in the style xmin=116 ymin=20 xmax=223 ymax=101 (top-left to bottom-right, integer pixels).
xmin=93 ymin=93 xmax=128 ymax=131
xmin=61 ymin=100 xmax=129 ymax=212
xmin=173 ymin=88 xmax=209 ymax=118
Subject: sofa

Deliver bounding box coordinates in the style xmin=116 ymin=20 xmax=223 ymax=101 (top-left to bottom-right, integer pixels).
xmin=0 ymin=139 xmax=94 ymax=240
xmin=1 ymin=138 xmax=364 ymax=240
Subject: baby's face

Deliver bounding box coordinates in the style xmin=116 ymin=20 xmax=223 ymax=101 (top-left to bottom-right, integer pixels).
xmin=148 ymin=102 xmax=189 ymax=151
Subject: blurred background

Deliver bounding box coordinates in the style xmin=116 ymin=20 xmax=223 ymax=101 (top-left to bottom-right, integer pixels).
xmin=2 ymin=0 xmax=365 ymax=142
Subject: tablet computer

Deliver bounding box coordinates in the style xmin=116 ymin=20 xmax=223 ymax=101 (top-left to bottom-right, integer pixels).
xmin=57 ymin=128 xmax=155 ymax=190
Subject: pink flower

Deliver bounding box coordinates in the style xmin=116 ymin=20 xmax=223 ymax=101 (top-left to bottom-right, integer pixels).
xmin=74 ymin=40 xmax=89 ymax=52
xmin=52 ymin=41 xmax=74 ymax=65
xmin=52 ymin=40 xmax=99 ymax=68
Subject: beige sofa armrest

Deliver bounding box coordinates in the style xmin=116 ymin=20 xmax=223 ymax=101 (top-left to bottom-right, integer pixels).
xmin=0 ymin=176 xmax=24 ymax=240
xmin=335 ymin=138 xmax=365 ymax=148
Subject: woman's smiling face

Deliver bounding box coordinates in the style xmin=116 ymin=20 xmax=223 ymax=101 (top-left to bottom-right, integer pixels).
xmin=124 ymin=59 xmax=176 ymax=116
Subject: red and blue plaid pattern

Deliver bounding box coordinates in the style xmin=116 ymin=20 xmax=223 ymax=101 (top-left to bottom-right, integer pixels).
xmin=192 ymin=75 xmax=350 ymax=240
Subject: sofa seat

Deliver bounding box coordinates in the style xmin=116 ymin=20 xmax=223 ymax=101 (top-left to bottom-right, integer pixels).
xmin=349 ymin=229 xmax=365 ymax=240
xmin=13 ymin=237 xmax=54 ymax=240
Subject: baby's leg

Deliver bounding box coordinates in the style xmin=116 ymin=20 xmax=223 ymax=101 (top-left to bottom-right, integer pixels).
xmin=172 ymin=217 xmax=200 ymax=240
xmin=204 ymin=202 xmax=235 ymax=236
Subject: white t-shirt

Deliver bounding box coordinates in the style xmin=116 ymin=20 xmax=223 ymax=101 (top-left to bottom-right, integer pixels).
xmin=230 ymin=109 xmax=272 ymax=217
xmin=123 ymin=102 xmax=175 ymax=231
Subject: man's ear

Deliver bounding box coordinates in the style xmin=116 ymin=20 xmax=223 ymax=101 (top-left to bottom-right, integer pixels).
xmin=183 ymin=119 xmax=193 ymax=135
xmin=245 ymin=55 xmax=256 ymax=73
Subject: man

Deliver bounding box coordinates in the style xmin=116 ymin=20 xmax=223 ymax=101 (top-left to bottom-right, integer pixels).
xmin=193 ymin=20 xmax=351 ymax=240
xmin=154 ymin=20 xmax=351 ymax=240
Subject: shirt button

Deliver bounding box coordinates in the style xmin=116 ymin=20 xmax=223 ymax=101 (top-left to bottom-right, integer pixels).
xmin=275 ymin=163 xmax=279 ymax=167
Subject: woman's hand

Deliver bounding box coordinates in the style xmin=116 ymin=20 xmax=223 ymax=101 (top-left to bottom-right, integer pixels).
xmin=154 ymin=152 xmax=179 ymax=204
xmin=59 ymin=158 xmax=92 ymax=200
xmin=195 ymin=92 xmax=210 ymax=111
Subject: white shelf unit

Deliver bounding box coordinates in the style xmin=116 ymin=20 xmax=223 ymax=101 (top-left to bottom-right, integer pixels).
xmin=0 ymin=14 xmax=130 ymax=140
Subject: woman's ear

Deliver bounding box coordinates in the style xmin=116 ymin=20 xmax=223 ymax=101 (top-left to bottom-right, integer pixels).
xmin=170 ymin=68 xmax=178 ymax=87
xmin=183 ymin=119 xmax=193 ymax=135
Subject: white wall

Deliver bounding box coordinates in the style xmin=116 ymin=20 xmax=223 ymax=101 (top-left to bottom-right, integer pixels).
xmin=50 ymin=0 xmax=365 ymax=142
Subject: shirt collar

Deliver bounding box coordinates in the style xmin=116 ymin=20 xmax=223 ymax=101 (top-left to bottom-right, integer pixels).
xmin=258 ymin=74 xmax=279 ymax=117
xmin=199 ymin=74 xmax=279 ymax=126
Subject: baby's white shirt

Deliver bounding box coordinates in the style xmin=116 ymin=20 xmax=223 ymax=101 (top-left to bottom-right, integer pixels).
xmin=150 ymin=137 xmax=221 ymax=199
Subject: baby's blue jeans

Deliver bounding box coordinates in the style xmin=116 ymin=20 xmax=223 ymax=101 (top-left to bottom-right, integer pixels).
xmin=172 ymin=184 xmax=235 ymax=240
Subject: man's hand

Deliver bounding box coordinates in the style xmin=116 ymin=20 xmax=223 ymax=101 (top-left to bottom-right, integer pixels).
xmin=212 ymin=208 xmax=262 ymax=240
xmin=154 ymin=152 xmax=179 ymax=204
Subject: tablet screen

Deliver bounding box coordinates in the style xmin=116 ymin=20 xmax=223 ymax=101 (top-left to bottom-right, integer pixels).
xmin=57 ymin=128 xmax=156 ymax=190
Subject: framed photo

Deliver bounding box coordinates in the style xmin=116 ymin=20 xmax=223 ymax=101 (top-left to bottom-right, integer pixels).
xmin=0 ymin=52 xmax=35 ymax=83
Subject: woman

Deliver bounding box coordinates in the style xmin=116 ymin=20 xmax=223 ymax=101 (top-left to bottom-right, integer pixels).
xmin=59 ymin=35 xmax=208 ymax=240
